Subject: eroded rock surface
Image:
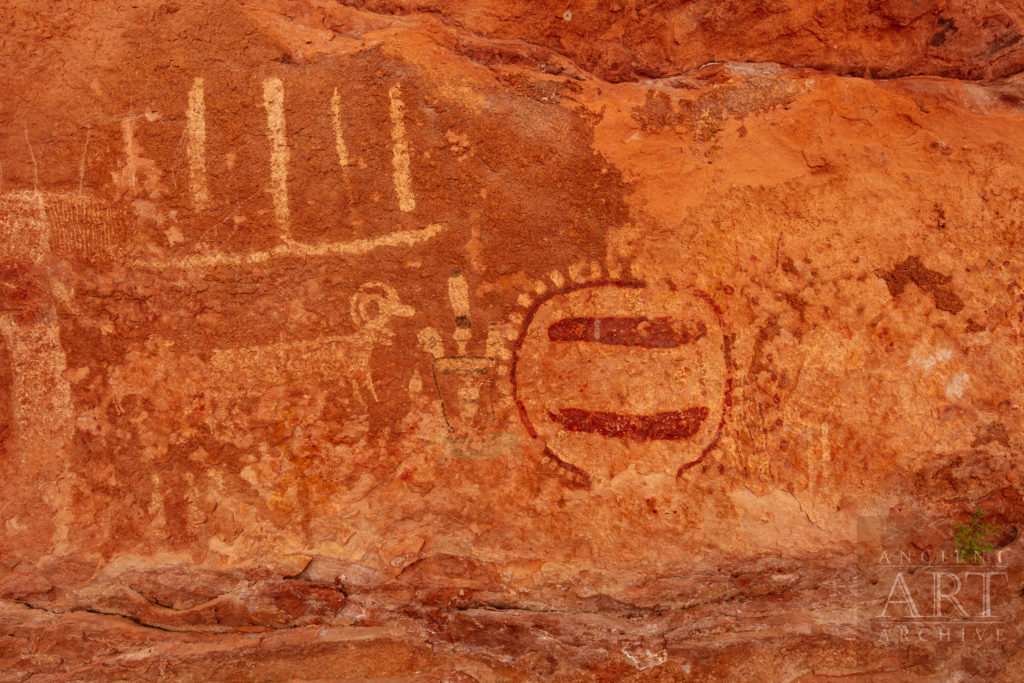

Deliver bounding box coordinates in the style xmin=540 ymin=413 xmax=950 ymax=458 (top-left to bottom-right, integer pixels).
xmin=2 ymin=1 xmax=1024 ymax=680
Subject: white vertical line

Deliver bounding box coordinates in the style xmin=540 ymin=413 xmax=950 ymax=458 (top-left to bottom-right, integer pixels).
xmin=262 ymin=77 xmax=290 ymax=236
xmin=23 ymin=124 xmax=38 ymax=193
xmin=77 ymin=127 xmax=91 ymax=195
xmin=447 ymin=269 xmax=470 ymax=318
xmin=331 ymin=88 xmax=349 ymax=168
xmin=186 ymin=77 xmax=210 ymax=210
xmin=388 ymin=83 xmax=416 ymax=212
xmin=121 ymin=118 xmax=137 ymax=195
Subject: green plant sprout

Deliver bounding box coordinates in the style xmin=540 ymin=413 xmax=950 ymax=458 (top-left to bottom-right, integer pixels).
xmin=953 ymin=507 xmax=1003 ymax=565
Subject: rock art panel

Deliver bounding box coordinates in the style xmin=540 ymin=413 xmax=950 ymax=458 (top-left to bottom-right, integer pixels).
xmin=2 ymin=0 xmax=1024 ymax=679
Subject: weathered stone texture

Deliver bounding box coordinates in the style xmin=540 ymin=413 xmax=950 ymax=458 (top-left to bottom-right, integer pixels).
xmin=1 ymin=0 xmax=1024 ymax=680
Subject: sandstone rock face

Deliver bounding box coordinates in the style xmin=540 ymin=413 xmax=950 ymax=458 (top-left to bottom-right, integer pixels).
xmin=2 ymin=1 xmax=1024 ymax=680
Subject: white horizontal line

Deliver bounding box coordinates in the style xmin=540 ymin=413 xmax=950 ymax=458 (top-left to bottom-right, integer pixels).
xmin=131 ymin=223 xmax=445 ymax=270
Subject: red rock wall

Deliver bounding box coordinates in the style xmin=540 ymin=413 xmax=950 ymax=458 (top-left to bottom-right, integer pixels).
xmin=2 ymin=1 xmax=1024 ymax=679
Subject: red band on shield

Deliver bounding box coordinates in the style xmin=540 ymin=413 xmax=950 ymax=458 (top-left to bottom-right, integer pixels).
xmin=548 ymin=406 xmax=710 ymax=441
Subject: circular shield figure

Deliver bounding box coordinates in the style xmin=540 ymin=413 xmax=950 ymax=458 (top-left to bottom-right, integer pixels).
xmin=511 ymin=279 xmax=729 ymax=482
